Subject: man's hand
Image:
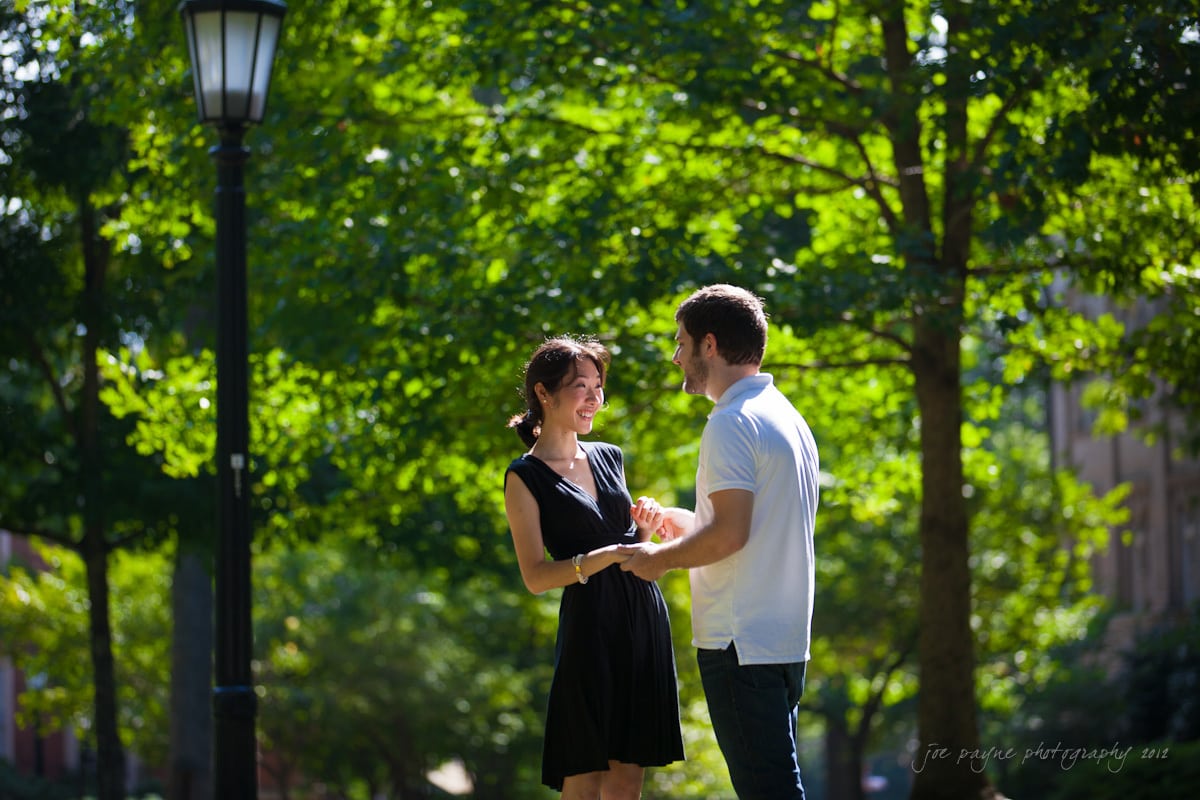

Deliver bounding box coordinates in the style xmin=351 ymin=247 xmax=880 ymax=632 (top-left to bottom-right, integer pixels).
xmin=618 ymin=541 xmax=669 ymax=582
xmin=658 ymin=507 xmax=695 ymax=541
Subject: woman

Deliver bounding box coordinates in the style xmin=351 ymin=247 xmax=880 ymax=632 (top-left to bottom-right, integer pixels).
xmin=504 ymin=335 xmax=685 ymax=798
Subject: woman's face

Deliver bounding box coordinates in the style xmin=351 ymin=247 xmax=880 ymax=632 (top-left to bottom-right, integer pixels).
xmin=542 ymin=358 xmax=604 ymax=434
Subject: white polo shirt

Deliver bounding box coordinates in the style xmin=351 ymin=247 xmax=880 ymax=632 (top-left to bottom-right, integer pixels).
xmin=690 ymin=373 xmax=819 ymax=665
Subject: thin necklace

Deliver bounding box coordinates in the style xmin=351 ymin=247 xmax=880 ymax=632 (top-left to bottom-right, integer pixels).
xmin=532 ymin=444 xmax=584 ymax=462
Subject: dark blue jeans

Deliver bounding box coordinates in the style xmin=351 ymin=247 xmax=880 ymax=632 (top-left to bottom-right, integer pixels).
xmin=697 ymin=644 xmax=807 ymax=800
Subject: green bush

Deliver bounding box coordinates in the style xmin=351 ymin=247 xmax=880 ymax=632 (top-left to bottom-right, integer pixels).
xmin=1049 ymin=739 xmax=1200 ymax=800
xmin=1122 ymin=614 xmax=1200 ymax=742
xmin=0 ymin=759 xmax=80 ymax=800
xmin=993 ymin=606 xmax=1200 ymax=798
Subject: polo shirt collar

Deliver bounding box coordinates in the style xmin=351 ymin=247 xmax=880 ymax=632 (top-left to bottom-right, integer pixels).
xmin=713 ymin=372 xmax=773 ymax=411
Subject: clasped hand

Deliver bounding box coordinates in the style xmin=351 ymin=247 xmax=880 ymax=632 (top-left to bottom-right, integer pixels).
xmin=616 ymin=499 xmax=691 ymax=581
xmin=617 ymin=541 xmax=667 ymax=581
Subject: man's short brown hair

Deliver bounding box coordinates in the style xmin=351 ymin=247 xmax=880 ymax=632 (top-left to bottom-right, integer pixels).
xmin=675 ymin=284 xmax=768 ymax=365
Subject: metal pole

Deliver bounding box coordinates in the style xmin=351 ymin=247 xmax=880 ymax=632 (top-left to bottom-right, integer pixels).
xmin=212 ymin=124 xmax=257 ymax=800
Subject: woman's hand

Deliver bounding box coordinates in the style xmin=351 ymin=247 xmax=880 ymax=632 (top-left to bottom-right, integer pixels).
xmin=631 ymin=495 xmax=666 ymax=539
xmin=617 ymin=541 xmax=668 ymax=581
xmin=586 ymin=543 xmax=633 ymax=570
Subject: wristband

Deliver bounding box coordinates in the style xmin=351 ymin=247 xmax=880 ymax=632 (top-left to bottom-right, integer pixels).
xmin=572 ymin=553 xmax=589 ymax=584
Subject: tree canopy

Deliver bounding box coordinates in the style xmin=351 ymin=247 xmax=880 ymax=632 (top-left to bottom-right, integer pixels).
xmin=2 ymin=1 xmax=1198 ymax=798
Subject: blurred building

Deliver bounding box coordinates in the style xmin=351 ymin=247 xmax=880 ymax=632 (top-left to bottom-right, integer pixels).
xmin=0 ymin=529 xmax=83 ymax=785
xmin=1047 ymin=293 xmax=1200 ymax=648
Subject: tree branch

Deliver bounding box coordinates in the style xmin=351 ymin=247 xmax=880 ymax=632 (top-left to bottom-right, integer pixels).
xmin=879 ymin=7 xmax=934 ymax=240
xmin=967 ymin=261 xmax=1057 ymax=279
xmin=868 ymin=324 xmax=915 ymax=354
xmin=764 ymin=47 xmax=866 ymax=96
xmin=854 ymin=631 xmax=917 ymax=752
xmin=769 ymin=356 xmax=910 ymax=371
xmin=969 ymin=79 xmax=1040 ymax=173
xmin=106 ymin=530 xmax=152 ymax=553
xmin=1 ymin=525 xmax=82 ymax=553
xmin=25 ymin=334 xmax=78 ymax=442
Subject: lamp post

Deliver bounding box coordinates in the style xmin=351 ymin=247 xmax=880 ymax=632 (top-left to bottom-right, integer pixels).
xmin=179 ymin=3 xmax=285 ymax=799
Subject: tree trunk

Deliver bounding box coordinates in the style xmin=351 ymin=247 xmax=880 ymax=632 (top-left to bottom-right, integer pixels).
xmin=824 ymin=713 xmax=864 ymax=800
xmin=879 ymin=1 xmax=1001 ymax=796
xmin=909 ymin=318 xmax=992 ymax=800
xmin=79 ymin=196 xmax=127 ymax=800
xmin=83 ymin=533 xmax=127 ymax=800
xmin=169 ymin=547 xmax=213 ymax=800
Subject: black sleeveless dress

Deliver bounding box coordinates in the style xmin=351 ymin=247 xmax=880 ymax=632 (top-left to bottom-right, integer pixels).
xmin=505 ymin=441 xmax=685 ymax=789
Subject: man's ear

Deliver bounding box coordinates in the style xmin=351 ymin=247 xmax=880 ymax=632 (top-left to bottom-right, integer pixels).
xmin=703 ymin=333 xmax=718 ymax=358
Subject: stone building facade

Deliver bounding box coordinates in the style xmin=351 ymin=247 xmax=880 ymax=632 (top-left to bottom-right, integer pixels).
xmin=0 ymin=530 xmax=82 ymax=784
xmin=1048 ymin=293 xmax=1200 ymax=632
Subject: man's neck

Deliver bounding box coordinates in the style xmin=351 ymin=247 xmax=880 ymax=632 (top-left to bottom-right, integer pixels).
xmin=706 ymin=364 xmax=760 ymax=404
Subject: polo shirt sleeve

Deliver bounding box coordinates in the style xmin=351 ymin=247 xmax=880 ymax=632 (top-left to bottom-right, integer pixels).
xmin=702 ymin=412 xmax=758 ymax=495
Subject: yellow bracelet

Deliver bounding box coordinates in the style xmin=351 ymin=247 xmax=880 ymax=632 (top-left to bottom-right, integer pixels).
xmin=572 ymin=553 xmax=589 ymax=584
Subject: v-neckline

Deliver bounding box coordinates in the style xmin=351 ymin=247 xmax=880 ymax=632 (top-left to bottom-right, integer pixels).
xmin=526 ymin=445 xmax=599 ymax=503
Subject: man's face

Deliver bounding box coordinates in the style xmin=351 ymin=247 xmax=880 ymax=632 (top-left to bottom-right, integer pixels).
xmin=672 ymin=323 xmax=708 ymax=396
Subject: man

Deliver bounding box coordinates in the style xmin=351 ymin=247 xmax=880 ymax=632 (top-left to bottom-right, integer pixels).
xmin=620 ymin=284 xmax=819 ymax=799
